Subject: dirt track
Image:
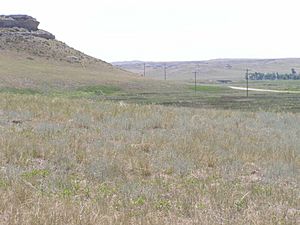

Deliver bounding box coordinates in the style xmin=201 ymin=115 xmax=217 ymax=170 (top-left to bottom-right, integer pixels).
xmin=229 ymin=86 xmax=300 ymax=94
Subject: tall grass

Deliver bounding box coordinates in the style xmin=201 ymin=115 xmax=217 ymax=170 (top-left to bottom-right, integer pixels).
xmin=0 ymin=93 xmax=299 ymax=224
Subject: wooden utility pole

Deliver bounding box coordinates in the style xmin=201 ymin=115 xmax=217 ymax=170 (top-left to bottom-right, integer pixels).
xmin=143 ymin=63 xmax=146 ymax=77
xmin=246 ymin=69 xmax=249 ymax=97
xmin=194 ymin=71 xmax=197 ymax=93
xmin=164 ymin=64 xmax=167 ymax=80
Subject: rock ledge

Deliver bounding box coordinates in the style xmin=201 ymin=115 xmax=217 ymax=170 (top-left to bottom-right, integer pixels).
xmin=0 ymin=15 xmax=55 ymax=40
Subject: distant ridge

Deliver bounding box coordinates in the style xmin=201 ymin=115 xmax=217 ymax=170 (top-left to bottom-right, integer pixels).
xmin=112 ymin=58 xmax=300 ymax=81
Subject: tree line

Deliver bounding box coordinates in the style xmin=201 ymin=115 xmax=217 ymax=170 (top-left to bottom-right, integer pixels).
xmin=248 ymin=69 xmax=300 ymax=80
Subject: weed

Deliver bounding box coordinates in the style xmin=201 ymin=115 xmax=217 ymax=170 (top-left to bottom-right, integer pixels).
xmin=234 ymin=192 xmax=250 ymax=212
xmin=21 ymin=169 xmax=50 ymax=179
xmin=155 ymin=199 xmax=171 ymax=211
xmin=132 ymin=196 xmax=146 ymax=206
xmin=0 ymin=179 xmax=9 ymax=189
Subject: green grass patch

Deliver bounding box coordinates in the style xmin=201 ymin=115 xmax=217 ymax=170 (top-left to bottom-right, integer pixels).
xmin=0 ymin=85 xmax=123 ymax=99
xmin=50 ymin=85 xmax=123 ymax=98
xmin=0 ymin=179 xmax=9 ymax=189
xmin=51 ymin=85 xmax=123 ymax=98
xmin=189 ymin=85 xmax=228 ymax=92
xmin=0 ymin=87 xmax=42 ymax=95
xmin=21 ymin=169 xmax=50 ymax=179
xmin=76 ymin=85 xmax=121 ymax=95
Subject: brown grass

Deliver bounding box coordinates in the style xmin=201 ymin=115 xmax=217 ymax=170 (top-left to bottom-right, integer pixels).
xmin=0 ymin=50 xmax=140 ymax=89
xmin=0 ymin=93 xmax=299 ymax=224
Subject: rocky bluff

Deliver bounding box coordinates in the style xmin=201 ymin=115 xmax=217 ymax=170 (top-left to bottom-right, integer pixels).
xmin=0 ymin=15 xmax=55 ymax=40
xmin=0 ymin=15 xmax=39 ymax=31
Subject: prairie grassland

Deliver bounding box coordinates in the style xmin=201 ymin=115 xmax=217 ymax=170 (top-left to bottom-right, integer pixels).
xmin=0 ymin=93 xmax=299 ymax=225
xmin=0 ymin=51 xmax=153 ymax=91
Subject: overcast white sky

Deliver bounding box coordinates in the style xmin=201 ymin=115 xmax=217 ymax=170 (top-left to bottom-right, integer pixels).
xmin=1 ymin=0 xmax=300 ymax=62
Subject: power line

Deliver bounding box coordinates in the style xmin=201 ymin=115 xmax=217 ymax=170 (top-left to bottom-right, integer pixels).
xmin=194 ymin=71 xmax=197 ymax=93
xmin=246 ymin=68 xmax=249 ymax=97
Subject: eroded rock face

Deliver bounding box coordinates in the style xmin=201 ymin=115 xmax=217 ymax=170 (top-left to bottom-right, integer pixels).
xmin=0 ymin=14 xmax=101 ymax=64
xmin=0 ymin=27 xmax=56 ymax=40
xmin=0 ymin=15 xmax=39 ymax=31
xmin=32 ymin=30 xmax=56 ymax=40
xmin=0 ymin=15 xmax=55 ymax=40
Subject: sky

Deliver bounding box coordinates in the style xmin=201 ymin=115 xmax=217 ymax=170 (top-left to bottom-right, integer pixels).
xmin=1 ymin=0 xmax=300 ymax=62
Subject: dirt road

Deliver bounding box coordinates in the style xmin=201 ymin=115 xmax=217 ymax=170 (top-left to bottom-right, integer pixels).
xmin=228 ymin=86 xmax=300 ymax=94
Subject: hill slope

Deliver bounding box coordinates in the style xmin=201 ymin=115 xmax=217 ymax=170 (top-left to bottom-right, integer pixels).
xmin=0 ymin=15 xmax=145 ymax=91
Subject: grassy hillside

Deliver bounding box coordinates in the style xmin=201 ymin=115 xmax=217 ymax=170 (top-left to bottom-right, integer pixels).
xmin=0 ymin=50 xmax=156 ymax=91
xmin=0 ymin=93 xmax=299 ymax=224
xmin=0 ymin=28 xmax=163 ymax=92
xmin=113 ymin=59 xmax=300 ymax=81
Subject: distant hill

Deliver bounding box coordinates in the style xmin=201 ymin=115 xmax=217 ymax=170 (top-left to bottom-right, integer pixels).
xmin=112 ymin=58 xmax=300 ymax=82
xmin=0 ymin=15 xmax=143 ymax=90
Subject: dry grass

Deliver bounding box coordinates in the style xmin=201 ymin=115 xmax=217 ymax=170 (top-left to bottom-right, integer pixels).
xmin=0 ymin=50 xmax=142 ymax=89
xmin=0 ymin=32 xmax=167 ymax=93
xmin=0 ymin=93 xmax=299 ymax=224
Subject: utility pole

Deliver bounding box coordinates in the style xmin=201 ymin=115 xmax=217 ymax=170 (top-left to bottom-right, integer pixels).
xmin=194 ymin=71 xmax=197 ymax=93
xmin=143 ymin=63 xmax=146 ymax=77
xmin=164 ymin=64 xmax=167 ymax=80
xmin=246 ymin=68 xmax=249 ymax=97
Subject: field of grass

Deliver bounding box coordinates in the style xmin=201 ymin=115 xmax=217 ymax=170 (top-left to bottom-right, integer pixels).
xmin=0 ymin=93 xmax=299 ymax=224
xmin=0 ymin=40 xmax=300 ymax=224
xmin=2 ymin=81 xmax=300 ymax=113
xmin=1 ymin=49 xmax=300 ymax=113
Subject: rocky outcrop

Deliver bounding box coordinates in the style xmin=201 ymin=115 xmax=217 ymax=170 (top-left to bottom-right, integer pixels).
xmin=0 ymin=15 xmax=39 ymax=31
xmin=0 ymin=14 xmax=103 ymax=64
xmin=0 ymin=27 xmax=56 ymax=40
xmin=32 ymin=30 xmax=55 ymax=40
xmin=0 ymin=15 xmax=55 ymax=40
